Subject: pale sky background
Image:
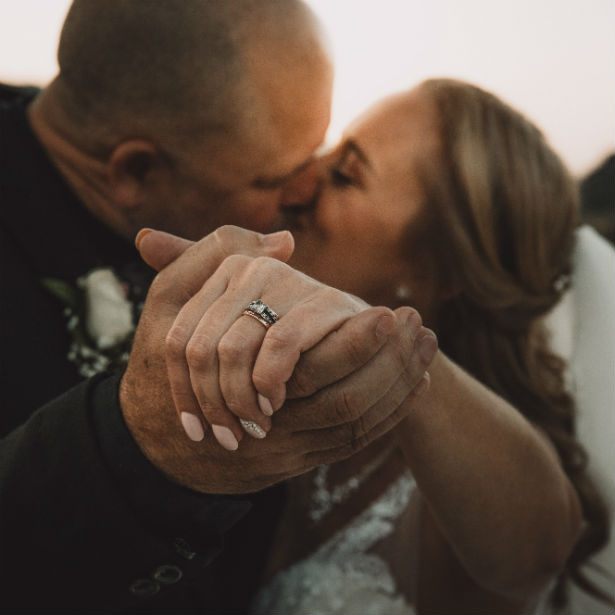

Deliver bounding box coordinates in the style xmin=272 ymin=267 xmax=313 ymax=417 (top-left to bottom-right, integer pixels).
xmin=0 ymin=0 xmax=612 ymax=176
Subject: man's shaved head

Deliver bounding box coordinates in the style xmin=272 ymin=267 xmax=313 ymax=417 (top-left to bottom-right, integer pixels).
xmin=31 ymin=0 xmax=332 ymax=241
xmin=54 ymin=0 xmax=328 ymax=154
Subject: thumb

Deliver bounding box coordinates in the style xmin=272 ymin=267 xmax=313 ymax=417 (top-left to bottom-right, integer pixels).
xmin=135 ymin=228 xmax=194 ymax=271
xmin=261 ymin=229 xmax=295 ymax=263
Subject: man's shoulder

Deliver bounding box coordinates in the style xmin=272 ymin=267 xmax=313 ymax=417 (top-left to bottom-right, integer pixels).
xmin=0 ymin=82 xmax=40 ymax=109
xmin=0 ymin=82 xmax=40 ymax=168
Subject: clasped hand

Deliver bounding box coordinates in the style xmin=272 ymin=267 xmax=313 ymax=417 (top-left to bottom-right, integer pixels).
xmin=120 ymin=226 xmax=436 ymax=493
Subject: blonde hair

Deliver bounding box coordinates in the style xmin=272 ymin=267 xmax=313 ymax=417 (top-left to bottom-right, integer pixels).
xmin=411 ymin=78 xmax=611 ymax=607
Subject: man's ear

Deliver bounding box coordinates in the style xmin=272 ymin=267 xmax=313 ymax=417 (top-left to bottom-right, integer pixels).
xmin=108 ymin=139 xmax=166 ymax=208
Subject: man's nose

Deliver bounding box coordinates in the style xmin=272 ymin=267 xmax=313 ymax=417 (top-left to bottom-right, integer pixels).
xmin=280 ymin=159 xmax=323 ymax=208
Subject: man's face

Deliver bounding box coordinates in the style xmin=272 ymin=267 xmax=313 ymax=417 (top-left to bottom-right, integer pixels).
xmin=146 ymin=47 xmax=333 ymax=241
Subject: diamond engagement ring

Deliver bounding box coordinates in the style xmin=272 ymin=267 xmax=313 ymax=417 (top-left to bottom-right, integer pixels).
xmin=242 ymin=299 xmax=279 ymax=329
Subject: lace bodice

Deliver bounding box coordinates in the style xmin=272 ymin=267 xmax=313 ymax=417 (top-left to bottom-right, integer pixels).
xmin=251 ymin=471 xmax=417 ymax=615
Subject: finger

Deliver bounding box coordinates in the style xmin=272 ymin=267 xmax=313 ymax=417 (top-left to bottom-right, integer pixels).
xmin=285 ymin=306 xmax=398 ymax=400
xmin=218 ymin=314 xmax=275 ymax=437
xmin=165 ymin=257 xmax=247 ymax=449
xmin=412 ymin=371 xmax=431 ymax=397
xmin=301 ymin=336 xmax=435 ymax=467
xmin=182 ymin=256 xmax=278 ymax=447
xmin=151 ymin=226 xmax=295 ymax=311
xmin=275 ymin=309 xmax=423 ymax=433
xmin=304 ymin=398 xmax=412 ymax=468
xmin=246 ymin=365 xmax=426 ymax=481
xmin=135 ymin=228 xmax=195 ymax=271
xmin=286 ymin=359 xmax=418 ymax=454
xmin=252 ymin=289 xmax=366 ymax=410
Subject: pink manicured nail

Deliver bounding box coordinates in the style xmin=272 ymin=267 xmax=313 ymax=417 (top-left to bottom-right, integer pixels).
xmin=212 ymin=425 xmax=239 ymax=451
xmin=258 ymin=394 xmax=274 ymax=416
xmin=180 ymin=412 xmax=205 ymax=442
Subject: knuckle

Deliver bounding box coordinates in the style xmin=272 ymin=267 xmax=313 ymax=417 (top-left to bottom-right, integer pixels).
xmin=341 ymin=329 xmax=369 ymax=366
xmin=221 ymin=253 xmax=251 ymax=272
xmin=217 ymin=334 xmax=244 ymax=364
xmin=213 ymin=225 xmax=243 ymax=254
xmin=315 ymin=285 xmax=340 ymax=304
xmin=249 ymin=256 xmax=290 ymax=284
xmin=165 ymin=326 xmax=188 ymax=360
xmin=333 ymin=387 xmax=361 ymax=424
xmin=287 ymin=359 xmax=319 ymax=398
xmin=185 ymin=335 xmax=213 ymax=370
xmin=250 ymin=255 xmax=277 ymax=273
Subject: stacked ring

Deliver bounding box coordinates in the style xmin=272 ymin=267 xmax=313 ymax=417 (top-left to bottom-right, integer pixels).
xmin=242 ymin=299 xmax=279 ymax=329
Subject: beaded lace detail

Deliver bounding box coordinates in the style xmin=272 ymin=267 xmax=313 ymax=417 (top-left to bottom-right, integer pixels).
xmin=309 ymin=448 xmax=395 ymax=523
xmin=251 ymin=471 xmax=417 ymax=615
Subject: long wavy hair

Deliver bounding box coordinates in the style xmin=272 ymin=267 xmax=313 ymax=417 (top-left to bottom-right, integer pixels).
xmin=405 ymin=78 xmax=611 ymax=607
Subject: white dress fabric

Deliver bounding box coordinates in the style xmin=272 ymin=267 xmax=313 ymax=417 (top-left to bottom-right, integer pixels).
xmin=542 ymin=225 xmax=615 ymax=614
xmin=251 ymin=472 xmax=418 ymax=615
xmin=252 ymin=226 xmax=614 ymax=615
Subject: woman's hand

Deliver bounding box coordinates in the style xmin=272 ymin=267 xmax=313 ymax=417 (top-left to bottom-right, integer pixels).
xmin=165 ymin=252 xmax=371 ymax=449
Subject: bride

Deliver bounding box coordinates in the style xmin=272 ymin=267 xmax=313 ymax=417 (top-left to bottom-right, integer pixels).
xmin=248 ymin=79 xmax=610 ymax=614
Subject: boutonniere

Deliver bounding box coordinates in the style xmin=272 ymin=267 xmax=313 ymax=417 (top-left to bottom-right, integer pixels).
xmin=42 ymin=267 xmax=139 ymax=377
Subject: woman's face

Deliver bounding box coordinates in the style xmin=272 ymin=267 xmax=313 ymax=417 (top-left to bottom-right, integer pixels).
xmin=284 ymin=88 xmax=440 ymax=310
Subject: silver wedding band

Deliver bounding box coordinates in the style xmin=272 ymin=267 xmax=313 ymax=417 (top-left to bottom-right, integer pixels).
xmin=242 ymin=299 xmax=279 ymax=329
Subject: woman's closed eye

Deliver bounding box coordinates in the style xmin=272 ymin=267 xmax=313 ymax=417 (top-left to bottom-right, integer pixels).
xmin=330 ymin=167 xmax=356 ymax=187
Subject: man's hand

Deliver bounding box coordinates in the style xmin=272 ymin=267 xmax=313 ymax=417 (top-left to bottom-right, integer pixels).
xmin=122 ymin=227 xmax=436 ymax=494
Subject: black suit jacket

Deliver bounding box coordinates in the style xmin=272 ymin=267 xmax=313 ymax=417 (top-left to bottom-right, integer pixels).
xmin=0 ymin=84 xmax=283 ymax=611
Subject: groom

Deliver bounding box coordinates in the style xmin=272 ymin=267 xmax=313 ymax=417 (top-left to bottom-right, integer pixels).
xmin=0 ymin=1 xmax=435 ymax=610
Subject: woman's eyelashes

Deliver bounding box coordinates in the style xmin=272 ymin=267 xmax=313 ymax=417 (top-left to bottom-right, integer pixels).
xmin=330 ymin=167 xmax=355 ymax=186
xmin=329 ymin=161 xmax=365 ymax=189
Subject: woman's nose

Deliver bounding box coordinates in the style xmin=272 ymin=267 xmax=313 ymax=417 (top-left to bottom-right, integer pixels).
xmin=280 ymin=159 xmax=323 ymax=209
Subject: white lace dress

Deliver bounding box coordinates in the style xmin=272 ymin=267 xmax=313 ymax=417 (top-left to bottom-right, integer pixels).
xmin=251 ymin=471 xmax=418 ymax=615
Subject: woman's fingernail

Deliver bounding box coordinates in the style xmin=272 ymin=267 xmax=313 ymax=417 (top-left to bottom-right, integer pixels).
xmin=212 ymin=424 xmax=239 ymax=451
xmin=240 ymin=419 xmax=267 ymax=439
xmin=135 ymin=228 xmax=153 ymax=250
xmin=418 ymin=332 xmax=438 ymax=364
xmin=413 ymin=372 xmax=431 ymax=397
xmin=258 ymin=393 xmax=274 ymax=416
xmin=180 ymin=412 xmax=205 ymax=442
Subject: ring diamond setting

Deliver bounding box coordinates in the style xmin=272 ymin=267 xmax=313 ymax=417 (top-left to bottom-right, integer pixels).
xmin=242 ymin=299 xmax=279 ymax=329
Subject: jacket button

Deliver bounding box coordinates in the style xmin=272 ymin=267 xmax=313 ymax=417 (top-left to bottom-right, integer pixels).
xmin=129 ymin=578 xmax=160 ymax=597
xmin=173 ymin=537 xmax=196 ymax=560
xmin=153 ymin=564 xmax=183 ymax=585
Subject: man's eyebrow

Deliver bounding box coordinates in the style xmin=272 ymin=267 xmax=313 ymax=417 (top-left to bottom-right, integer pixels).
xmin=251 ymin=157 xmax=314 ymax=189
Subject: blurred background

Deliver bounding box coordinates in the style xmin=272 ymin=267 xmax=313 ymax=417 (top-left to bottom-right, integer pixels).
xmin=1 ymin=0 xmax=612 ymax=237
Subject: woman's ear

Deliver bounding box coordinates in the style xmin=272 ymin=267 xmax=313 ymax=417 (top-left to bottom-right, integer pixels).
xmin=108 ymin=139 xmax=165 ymax=208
